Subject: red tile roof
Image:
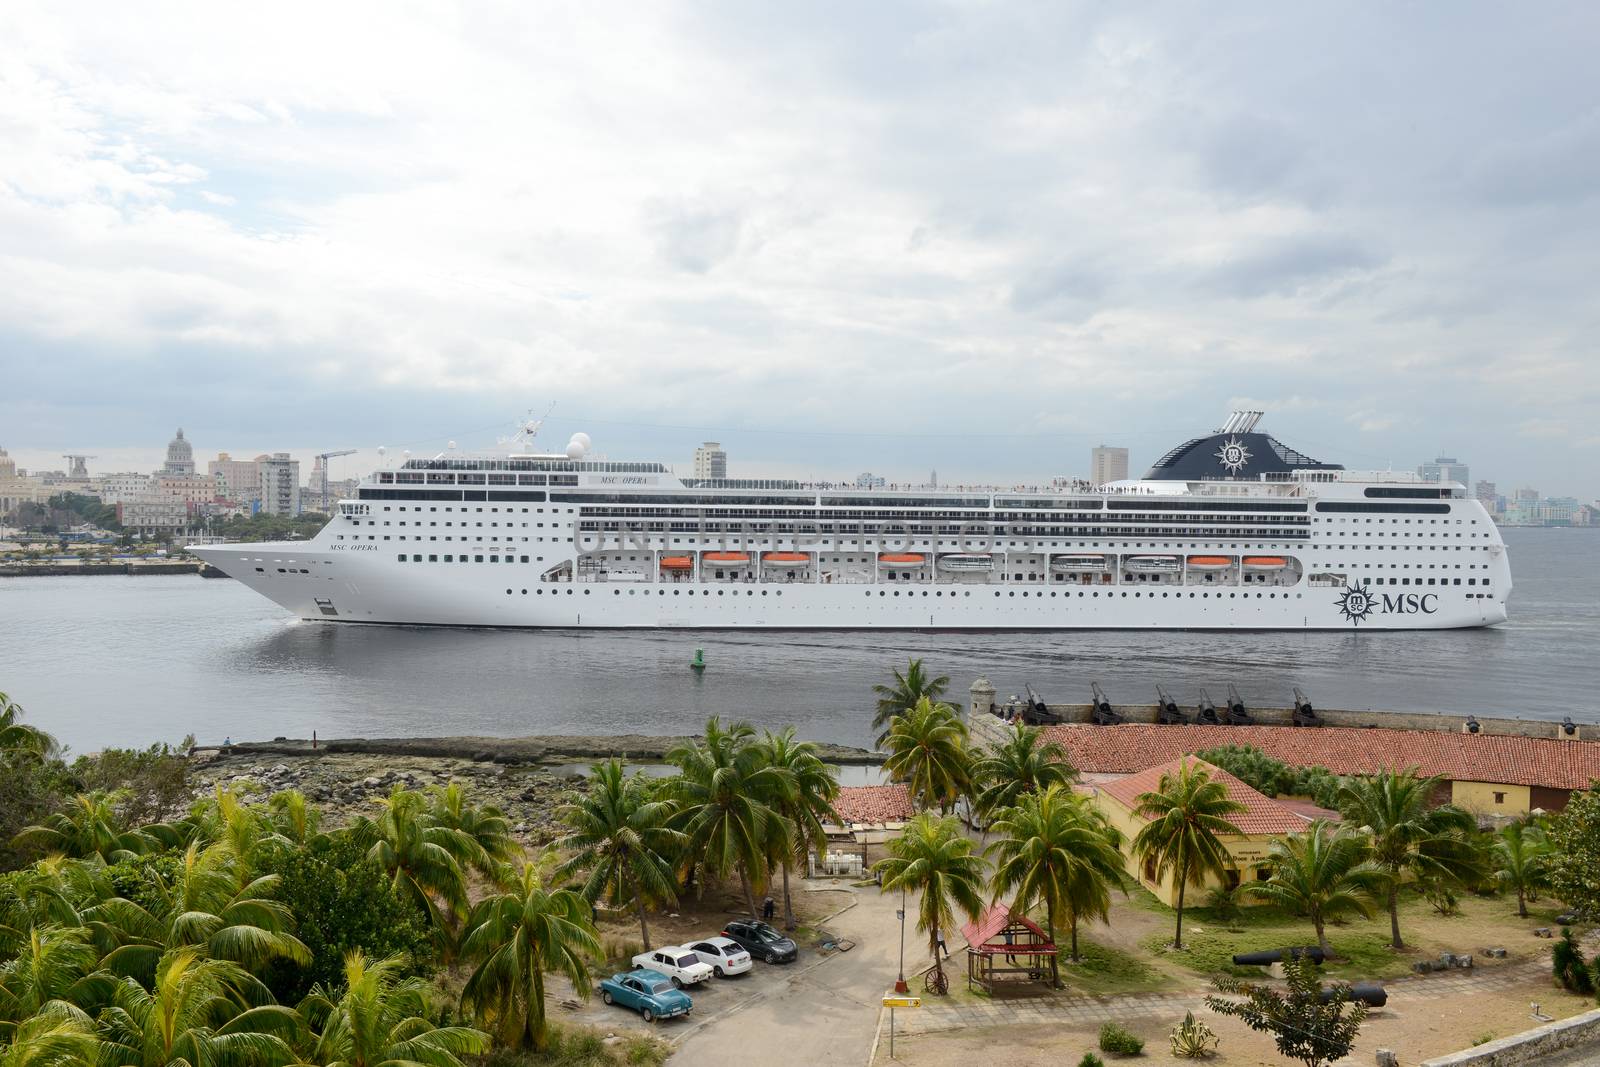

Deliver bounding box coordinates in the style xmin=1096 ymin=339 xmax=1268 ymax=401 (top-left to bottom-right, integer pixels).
xmin=1038 ymin=723 xmax=1600 ymax=791
xmin=961 ymin=903 xmax=1056 ymax=953
xmin=1098 ymin=756 xmax=1318 ymax=835
xmin=831 ymin=784 xmax=915 ymax=825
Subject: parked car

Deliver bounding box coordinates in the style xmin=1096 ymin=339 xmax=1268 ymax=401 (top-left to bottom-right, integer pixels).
xmin=686 ymin=935 xmax=753 ymax=977
xmin=631 ymin=946 xmax=715 ymax=988
xmin=721 ymin=919 xmax=799 ymax=963
xmin=599 ymin=969 xmax=692 ymax=1023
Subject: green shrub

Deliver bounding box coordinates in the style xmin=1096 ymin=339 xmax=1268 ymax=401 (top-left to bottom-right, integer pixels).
xmin=104 ymin=851 xmax=183 ymax=909
xmin=263 ymin=834 xmax=433 ymax=1003
xmin=1078 ymin=1055 xmax=1106 ymax=1067
xmin=1099 ymin=1022 xmax=1145 ymax=1055
xmin=1552 ymin=928 xmax=1593 ymax=995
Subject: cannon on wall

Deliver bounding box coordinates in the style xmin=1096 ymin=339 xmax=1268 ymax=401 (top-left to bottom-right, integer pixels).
xmin=1293 ymin=687 xmax=1320 ymax=727
xmin=1023 ymin=684 xmax=1062 ymax=725
xmin=1156 ymin=685 xmax=1186 ymax=725
xmin=1226 ymin=684 xmax=1252 ymax=725
xmin=1197 ymin=689 xmax=1222 ymax=725
xmin=1090 ymin=683 xmax=1123 ymax=725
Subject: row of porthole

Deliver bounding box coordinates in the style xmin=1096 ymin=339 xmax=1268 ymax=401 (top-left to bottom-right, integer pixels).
xmin=505 ymin=588 xmax=788 ymax=597
xmin=866 ymin=589 xmax=1304 ymax=600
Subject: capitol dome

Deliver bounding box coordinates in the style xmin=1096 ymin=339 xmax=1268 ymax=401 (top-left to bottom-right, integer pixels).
xmin=164 ymin=428 xmax=195 ymax=474
xmin=0 ymin=446 xmax=14 ymax=478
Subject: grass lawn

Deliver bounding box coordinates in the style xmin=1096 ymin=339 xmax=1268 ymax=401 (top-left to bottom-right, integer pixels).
xmin=1056 ymin=936 xmax=1176 ymax=994
xmin=1136 ymin=887 xmax=1580 ymax=982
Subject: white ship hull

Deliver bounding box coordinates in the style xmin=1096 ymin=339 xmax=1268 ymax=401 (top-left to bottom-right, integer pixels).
xmin=190 ymin=543 xmax=1508 ymax=631
xmin=189 ymin=414 xmax=1512 ymax=632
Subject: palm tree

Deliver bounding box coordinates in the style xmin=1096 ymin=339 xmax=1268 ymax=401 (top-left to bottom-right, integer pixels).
xmin=987 ymin=786 xmax=1124 ymax=965
xmin=757 ymin=728 xmax=841 ymax=930
xmin=12 ymin=795 xmax=152 ymax=864
xmin=1244 ymin=821 xmax=1386 ymax=956
xmin=0 ymin=926 xmax=110 ymax=1038
xmin=1337 ymin=769 xmax=1481 ymax=949
xmin=83 ymin=843 xmax=310 ymax=980
xmin=96 ymin=949 xmax=303 ymax=1067
xmin=871 ymin=659 xmax=950 ymax=746
xmin=872 ymin=813 xmax=987 ymax=993
xmin=1492 ymin=817 xmax=1550 ymax=918
xmin=1131 ymin=760 xmax=1246 ymax=950
xmin=556 ymin=760 xmax=685 ymax=950
xmin=299 ymin=952 xmax=488 ymax=1067
xmin=426 ymin=782 xmax=520 ymax=876
xmin=0 ymin=1003 xmax=99 ymax=1067
xmin=881 ymin=697 xmax=971 ymax=815
xmin=970 ymin=722 xmax=1076 ymax=826
xmin=349 ymin=788 xmax=475 ymax=933
xmin=459 ymin=861 xmax=599 ymax=1053
xmin=666 ymin=718 xmax=790 ymax=918
xmin=0 ymin=693 xmax=54 ymax=759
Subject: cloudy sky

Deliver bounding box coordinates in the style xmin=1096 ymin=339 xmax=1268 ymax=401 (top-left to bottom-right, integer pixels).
xmin=2 ymin=2 xmax=1597 ymax=495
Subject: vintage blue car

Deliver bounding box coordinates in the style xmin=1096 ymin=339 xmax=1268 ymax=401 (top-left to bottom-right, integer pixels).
xmin=598 ymin=968 xmax=693 ymax=1022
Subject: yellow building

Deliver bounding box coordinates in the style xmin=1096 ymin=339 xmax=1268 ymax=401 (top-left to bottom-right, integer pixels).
xmin=1093 ymin=756 xmax=1334 ymax=908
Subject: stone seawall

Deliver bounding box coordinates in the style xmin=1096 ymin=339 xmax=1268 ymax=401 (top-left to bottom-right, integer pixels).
xmin=965 ymin=679 xmax=1597 ymax=741
xmin=219 ymin=733 xmax=883 ymax=766
xmin=1420 ymin=1007 xmax=1600 ymax=1066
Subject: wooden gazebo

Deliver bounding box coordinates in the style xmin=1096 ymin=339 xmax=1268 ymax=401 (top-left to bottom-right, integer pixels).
xmin=960 ymin=904 xmax=1058 ymax=992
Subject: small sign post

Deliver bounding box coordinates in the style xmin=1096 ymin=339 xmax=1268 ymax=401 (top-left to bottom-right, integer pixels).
xmin=882 ymin=993 xmax=921 ymax=1057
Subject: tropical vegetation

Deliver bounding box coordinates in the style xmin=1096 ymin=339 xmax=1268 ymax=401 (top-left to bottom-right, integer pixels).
xmin=871 ymin=658 xmax=950 ymax=746
xmin=881 ymin=697 xmax=971 ymax=815
xmin=1243 ymin=820 xmax=1385 ymax=956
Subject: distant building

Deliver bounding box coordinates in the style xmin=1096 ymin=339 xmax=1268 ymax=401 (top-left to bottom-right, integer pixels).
xmin=855 ymin=472 xmax=886 ymax=489
xmin=692 ymin=442 xmax=727 ymax=480
xmin=0 ymin=446 xmax=53 ymax=515
xmin=1515 ymin=487 xmax=1540 ymax=504
xmin=257 ymin=453 xmax=301 ymax=516
xmin=1474 ymin=480 xmax=1496 ymax=505
xmin=1091 ymin=445 xmax=1129 ymax=485
xmin=117 ymin=496 xmax=190 ymax=535
xmin=1504 ymin=496 xmax=1581 ymax=527
xmin=209 ymin=452 xmax=262 ymax=503
xmin=1417 ymin=455 xmax=1469 ymax=486
xmin=155 ymin=473 xmax=215 ymax=511
xmin=93 ymin=472 xmax=153 ymax=506
xmin=163 ymin=428 xmax=196 ymax=475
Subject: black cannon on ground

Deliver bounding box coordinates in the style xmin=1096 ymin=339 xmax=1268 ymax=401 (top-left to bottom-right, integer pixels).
xmin=1156 ymin=685 xmax=1186 ymax=725
xmin=1090 ymin=683 xmax=1123 ymax=725
xmin=1225 ymin=684 xmax=1252 ymax=725
xmin=1022 ymin=684 xmax=1062 ymax=726
xmin=1293 ymin=687 xmax=1320 ymax=727
xmin=1231 ymin=947 xmax=1326 ymax=967
xmin=1322 ymin=982 xmax=1386 ymax=1008
xmin=1196 ymin=689 xmax=1222 ymax=725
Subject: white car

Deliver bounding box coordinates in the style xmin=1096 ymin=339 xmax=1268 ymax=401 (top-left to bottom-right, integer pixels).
xmin=686 ymin=935 xmax=753 ymax=977
xmin=631 ymin=946 xmax=715 ymax=988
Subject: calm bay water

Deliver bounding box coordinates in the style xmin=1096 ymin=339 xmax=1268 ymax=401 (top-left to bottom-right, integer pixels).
xmin=2 ymin=528 xmax=1596 ymax=753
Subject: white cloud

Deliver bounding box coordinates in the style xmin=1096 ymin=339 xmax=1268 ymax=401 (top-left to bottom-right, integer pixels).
xmin=0 ymin=2 xmax=1595 ymax=495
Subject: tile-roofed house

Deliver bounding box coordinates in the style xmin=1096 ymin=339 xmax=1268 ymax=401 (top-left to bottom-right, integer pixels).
xmin=1091 ymin=755 xmax=1335 ymax=909
xmin=831 ymin=784 xmax=916 ymax=826
xmin=1041 ymin=723 xmax=1600 ymax=815
xmin=1099 ymin=756 xmax=1321 ymax=836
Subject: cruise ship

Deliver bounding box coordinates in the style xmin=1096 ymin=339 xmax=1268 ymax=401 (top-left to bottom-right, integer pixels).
xmin=189 ymin=413 xmax=1511 ymax=630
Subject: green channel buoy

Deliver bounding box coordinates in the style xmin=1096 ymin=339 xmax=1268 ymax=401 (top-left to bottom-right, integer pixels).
xmin=690 ymin=647 xmax=706 ymax=671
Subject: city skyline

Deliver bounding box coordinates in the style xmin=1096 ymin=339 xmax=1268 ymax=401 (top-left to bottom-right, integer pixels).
xmin=1 ymin=6 xmax=1597 ymax=499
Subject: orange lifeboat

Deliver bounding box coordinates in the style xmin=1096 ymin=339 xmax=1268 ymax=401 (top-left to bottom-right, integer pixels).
xmin=878 ymin=553 xmax=926 ymax=566
xmin=702 ymin=552 xmax=751 ymax=566
xmin=762 ymin=552 xmax=811 ymax=564
xmin=1186 ymin=556 xmax=1233 ymax=569
xmin=1242 ymin=556 xmax=1287 ymax=569
xmin=660 ymin=556 xmax=693 ymax=570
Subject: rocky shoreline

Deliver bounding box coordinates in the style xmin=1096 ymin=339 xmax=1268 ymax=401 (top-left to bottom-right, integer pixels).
xmin=191 ymin=733 xmax=881 ymax=846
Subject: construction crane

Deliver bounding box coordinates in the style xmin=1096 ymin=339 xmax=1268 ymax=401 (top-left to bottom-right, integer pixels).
xmin=316 ymin=450 xmax=358 ymax=514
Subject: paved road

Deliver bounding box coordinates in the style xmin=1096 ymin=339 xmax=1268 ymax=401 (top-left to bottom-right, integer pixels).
xmin=666 ymin=884 xmax=905 ymax=1066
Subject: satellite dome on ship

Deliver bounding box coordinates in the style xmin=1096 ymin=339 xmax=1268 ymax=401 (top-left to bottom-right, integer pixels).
xmin=1142 ymin=411 xmax=1343 ymax=481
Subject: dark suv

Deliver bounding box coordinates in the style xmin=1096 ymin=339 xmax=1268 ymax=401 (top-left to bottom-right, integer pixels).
xmin=721 ymin=919 xmax=798 ymax=963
